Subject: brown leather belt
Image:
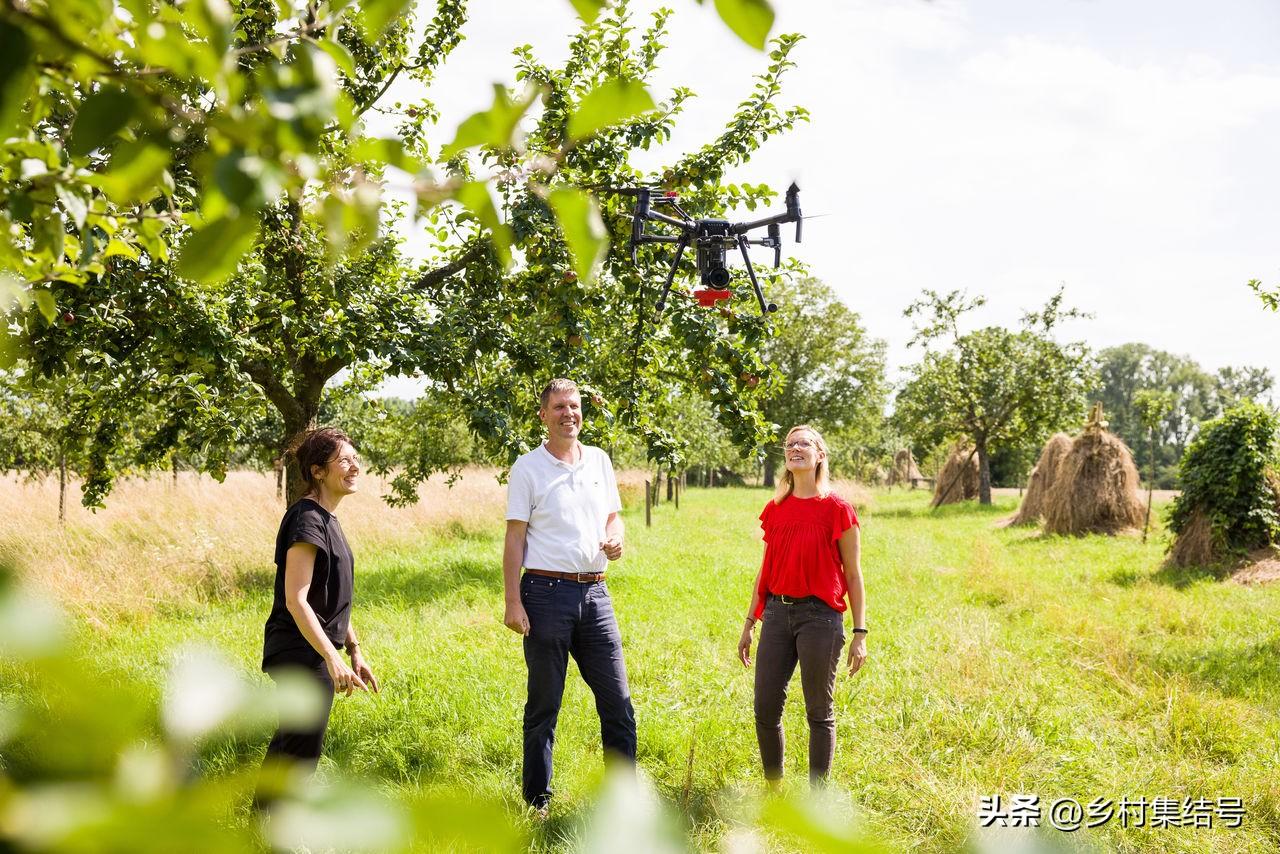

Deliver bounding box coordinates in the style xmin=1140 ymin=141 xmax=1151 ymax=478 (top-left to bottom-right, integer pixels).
xmin=525 ymin=568 xmax=606 ymax=583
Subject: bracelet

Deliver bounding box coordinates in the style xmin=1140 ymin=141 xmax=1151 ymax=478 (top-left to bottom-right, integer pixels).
xmin=345 ymin=641 xmax=361 ymax=653
xmin=852 ymin=628 xmax=868 ymax=634
xmin=744 ymin=616 xmax=757 ymax=627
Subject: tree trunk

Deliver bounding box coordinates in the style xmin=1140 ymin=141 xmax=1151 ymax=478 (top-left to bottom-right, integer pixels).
xmin=762 ymin=452 xmax=778 ymax=489
xmin=1144 ymin=425 xmax=1155 ymax=543
xmin=977 ymin=439 xmax=993 ymax=505
xmin=58 ymin=452 xmax=67 ymax=526
xmin=274 ymin=457 xmax=284 ymax=501
xmin=282 ymin=411 xmax=320 ymax=505
xmin=171 ymin=457 xmax=178 ymax=487
xmin=666 ymin=467 xmax=674 ymax=501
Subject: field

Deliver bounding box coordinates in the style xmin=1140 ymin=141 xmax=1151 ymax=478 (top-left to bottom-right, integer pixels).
xmin=3 ymin=472 xmax=1280 ymax=852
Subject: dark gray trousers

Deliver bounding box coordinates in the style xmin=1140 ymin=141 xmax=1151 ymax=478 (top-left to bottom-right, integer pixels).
xmin=753 ymin=596 xmax=845 ymax=782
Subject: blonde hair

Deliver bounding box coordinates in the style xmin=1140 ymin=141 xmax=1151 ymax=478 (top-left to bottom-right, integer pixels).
xmin=539 ymin=378 xmax=579 ymax=408
xmin=773 ymin=424 xmax=831 ymax=504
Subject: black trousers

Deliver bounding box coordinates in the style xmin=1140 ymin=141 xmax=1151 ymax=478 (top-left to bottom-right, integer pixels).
xmin=520 ymin=574 xmax=637 ymax=808
xmin=754 ymin=596 xmax=845 ymax=782
xmin=262 ymin=648 xmax=335 ymax=773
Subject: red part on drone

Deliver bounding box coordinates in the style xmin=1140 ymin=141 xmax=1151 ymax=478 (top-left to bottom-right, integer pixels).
xmin=694 ymin=288 xmax=732 ymax=307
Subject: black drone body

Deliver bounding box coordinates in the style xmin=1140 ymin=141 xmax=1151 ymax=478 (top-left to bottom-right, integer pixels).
xmin=625 ymin=183 xmax=803 ymax=315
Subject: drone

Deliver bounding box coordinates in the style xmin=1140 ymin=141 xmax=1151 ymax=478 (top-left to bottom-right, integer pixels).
xmin=622 ymin=182 xmax=803 ymax=316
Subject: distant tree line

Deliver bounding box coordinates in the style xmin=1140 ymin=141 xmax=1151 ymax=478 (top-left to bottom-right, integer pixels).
xmin=6 ymin=277 xmax=1273 ymax=506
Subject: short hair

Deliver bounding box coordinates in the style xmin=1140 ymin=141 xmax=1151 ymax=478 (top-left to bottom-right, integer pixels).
xmin=539 ymin=378 xmax=580 ymax=408
xmin=293 ymin=427 xmax=352 ymax=491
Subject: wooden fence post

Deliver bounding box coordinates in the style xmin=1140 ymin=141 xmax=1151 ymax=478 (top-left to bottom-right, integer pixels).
xmin=645 ymin=479 xmax=652 ymax=528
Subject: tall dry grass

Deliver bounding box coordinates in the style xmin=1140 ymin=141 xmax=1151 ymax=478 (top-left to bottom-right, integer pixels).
xmin=0 ymin=467 xmax=653 ymax=621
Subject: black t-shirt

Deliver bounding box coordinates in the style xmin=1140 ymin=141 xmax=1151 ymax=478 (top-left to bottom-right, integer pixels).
xmin=262 ymin=498 xmax=354 ymax=669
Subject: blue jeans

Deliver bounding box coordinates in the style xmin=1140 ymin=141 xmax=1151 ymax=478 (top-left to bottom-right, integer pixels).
xmin=520 ymin=574 xmax=637 ymax=807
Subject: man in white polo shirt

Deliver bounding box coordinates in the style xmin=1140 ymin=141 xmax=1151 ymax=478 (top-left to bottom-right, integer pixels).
xmin=502 ymin=378 xmax=634 ymax=814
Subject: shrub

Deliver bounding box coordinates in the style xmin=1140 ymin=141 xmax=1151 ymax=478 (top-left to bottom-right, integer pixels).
xmin=1167 ymin=402 xmax=1280 ymax=565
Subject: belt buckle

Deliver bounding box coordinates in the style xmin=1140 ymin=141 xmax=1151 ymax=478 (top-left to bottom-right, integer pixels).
xmin=577 ymin=572 xmax=596 ymax=583
xmin=779 ymin=594 xmax=796 ymax=605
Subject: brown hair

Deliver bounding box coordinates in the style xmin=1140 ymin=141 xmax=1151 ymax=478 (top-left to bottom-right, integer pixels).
xmin=539 ymin=378 xmax=580 ymax=408
xmin=294 ymin=427 xmax=352 ymax=493
xmin=773 ymin=424 xmax=832 ymax=504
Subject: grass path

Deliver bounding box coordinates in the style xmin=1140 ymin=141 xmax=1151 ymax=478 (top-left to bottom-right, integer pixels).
xmin=87 ymin=487 xmax=1280 ymax=852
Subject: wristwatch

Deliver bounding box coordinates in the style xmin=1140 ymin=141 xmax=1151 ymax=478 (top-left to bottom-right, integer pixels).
xmin=852 ymin=627 xmax=868 ymax=634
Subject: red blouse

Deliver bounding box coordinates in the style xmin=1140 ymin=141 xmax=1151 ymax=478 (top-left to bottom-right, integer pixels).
xmin=754 ymin=493 xmax=859 ymax=619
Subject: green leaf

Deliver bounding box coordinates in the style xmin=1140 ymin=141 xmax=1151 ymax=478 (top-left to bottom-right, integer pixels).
xmin=90 ymin=140 xmax=171 ymax=206
xmin=315 ymin=36 xmax=357 ymax=79
xmin=103 ymin=238 xmax=140 ymax=261
xmin=548 ymin=187 xmax=607 ymax=284
xmin=187 ymin=0 xmax=233 ymax=56
xmin=441 ymin=85 xmax=538 ymax=159
xmin=359 ymin=0 xmax=415 ymax=41
xmin=713 ymin=0 xmax=774 ymax=50
xmin=32 ymin=289 xmax=57 ymax=324
xmin=55 ymin=185 xmax=89 ymax=231
xmin=453 ymin=181 xmax=510 ymax=266
xmin=567 ymin=0 xmax=608 ymax=23
xmin=32 ymin=209 xmax=65 ymax=261
xmin=0 ymin=21 xmax=33 ymax=138
xmin=567 ymin=79 xmax=655 ymax=141
xmin=177 ymin=215 xmax=260 ymax=284
xmin=349 ymin=137 xmax=421 ymax=173
xmin=69 ymin=87 xmax=138 ymax=157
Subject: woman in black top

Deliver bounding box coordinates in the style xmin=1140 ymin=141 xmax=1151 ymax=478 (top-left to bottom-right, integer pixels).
xmin=260 ymin=427 xmax=378 ymax=774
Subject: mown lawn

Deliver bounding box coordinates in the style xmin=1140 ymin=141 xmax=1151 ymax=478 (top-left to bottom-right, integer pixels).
xmin=72 ymin=486 xmax=1280 ymax=851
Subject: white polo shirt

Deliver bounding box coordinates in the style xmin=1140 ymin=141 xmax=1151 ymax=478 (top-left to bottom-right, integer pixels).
xmin=506 ymin=442 xmax=623 ymax=574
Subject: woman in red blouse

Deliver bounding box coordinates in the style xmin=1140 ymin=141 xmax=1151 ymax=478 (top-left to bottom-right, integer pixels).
xmin=737 ymin=424 xmax=867 ymax=785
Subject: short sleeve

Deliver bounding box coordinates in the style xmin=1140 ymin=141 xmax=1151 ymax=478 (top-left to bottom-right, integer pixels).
xmin=831 ymin=496 xmax=858 ymax=540
xmin=505 ymin=459 xmax=534 ymax=522
xmin=289 ymin=507 xmax=328 ymax=551
xmin=600 ymin=451 xmax=622 ymax=514
xmin=758 ymin=500 xmax=774 ymax=540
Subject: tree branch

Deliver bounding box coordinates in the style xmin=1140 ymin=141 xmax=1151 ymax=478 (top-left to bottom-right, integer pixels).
xmin=412 ymin=242 xmax=486 ymax=291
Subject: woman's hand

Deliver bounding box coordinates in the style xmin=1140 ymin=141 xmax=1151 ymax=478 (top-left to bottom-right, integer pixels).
xmin=846 ymin=634 xmax=867 ymax=675
xmin=350 ymin=650 xmax=379 ymax=693
xmin=326 ymin=652 xmax=367 ymax=697
xmin=737 ymin=620 xmax=756 ymax=667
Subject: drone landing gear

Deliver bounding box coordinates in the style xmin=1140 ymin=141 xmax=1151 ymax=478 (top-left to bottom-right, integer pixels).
xmin=736 ymin=233 xmax=778 ymax=314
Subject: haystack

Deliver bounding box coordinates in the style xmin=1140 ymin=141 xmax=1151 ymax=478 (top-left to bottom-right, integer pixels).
xmin=1008 ymin=433 xmax=1073 ymax=526
xmin=931 ymin=443 xmax=979 ymax=507
xmin=1042 ymin=406 xmax=1145 ymax=536
xmin=888 ymin=449 xmax=924 ymax=487
xmin=1168 ymin=507 xmax=1215 ymax=567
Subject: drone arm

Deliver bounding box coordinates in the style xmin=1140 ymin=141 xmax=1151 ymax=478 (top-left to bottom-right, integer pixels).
xmin=646 ymin=209 xmax=693 ymax=231
xmin=730 ymin=209 xmax=796 ymax=234
xmin=634 ymin=234 xmax=684 ymax=244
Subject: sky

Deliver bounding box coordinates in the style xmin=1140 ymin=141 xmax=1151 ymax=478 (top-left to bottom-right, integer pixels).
xmin=371 ymin=0 xmax=1280 ymax=397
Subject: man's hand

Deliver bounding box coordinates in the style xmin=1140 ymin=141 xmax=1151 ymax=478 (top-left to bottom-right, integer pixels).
xmin=846 ymin=635 xmax=867 ymax=675
xmin=505 ymin=600 xmax=530 ymax=635
xmin=600 ymin=536 xmax=623 ymax=561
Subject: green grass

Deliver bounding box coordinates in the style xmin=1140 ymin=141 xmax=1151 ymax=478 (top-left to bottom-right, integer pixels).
xmin=71 ymin=488 xmax=1280 ymax=851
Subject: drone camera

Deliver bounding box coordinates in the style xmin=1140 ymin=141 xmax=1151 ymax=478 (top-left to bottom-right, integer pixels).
xmin=698 ymin=246 xmax=732 ymax=286
xmin=696 ymin=220 xmax=733 ymax=288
